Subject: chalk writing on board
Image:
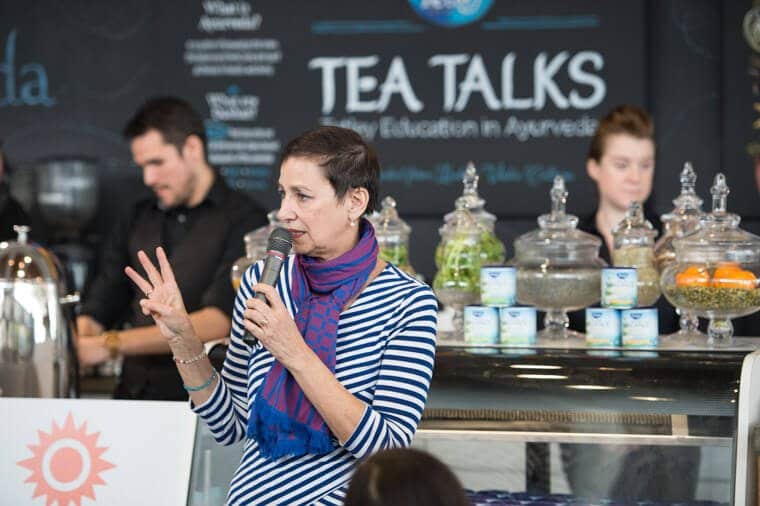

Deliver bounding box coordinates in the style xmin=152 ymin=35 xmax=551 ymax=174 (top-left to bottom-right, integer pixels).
xmin=320 ymin=115 xmax=597 ymax=142
xmin=380 ymin=161 xmax=576 ymax=187
xmin=0 ymin=30 xmax=55 ymax=108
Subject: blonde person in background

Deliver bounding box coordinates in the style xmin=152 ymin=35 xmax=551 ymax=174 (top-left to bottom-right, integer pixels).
xmin=571 ymin=104 xmax=678 ymax=335
xmin=580 ymin=104 xmax=656 ymax=261
xmin=563 ymin=104 xmax=695 ymax=503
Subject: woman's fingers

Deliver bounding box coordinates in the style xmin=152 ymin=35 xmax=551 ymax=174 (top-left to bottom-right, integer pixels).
xmin=251 ymin=284 xmax=282 ymax=310
xmin=155 ymin=247 xmax=177 ymax=285
xmin=243 ymin=306 xmax=268 ymax=326
xmin=137 ymin=250 xmax=164 ymax=288
xmin=245 ymin=297 xmax=276 ymax=326
xmin=139 ymin=298 xmax=178 ymax=320
xmin=242 ymin=317 xmax=263 ymax=338
xmin=127 ymin=248 xmax=178 ymax=297
xmin=125 ymin=265 xmax=154 ymax=296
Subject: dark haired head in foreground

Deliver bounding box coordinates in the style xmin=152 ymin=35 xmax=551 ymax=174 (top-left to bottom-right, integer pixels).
xmin=345 ymin=448 xmax=470 ymax=506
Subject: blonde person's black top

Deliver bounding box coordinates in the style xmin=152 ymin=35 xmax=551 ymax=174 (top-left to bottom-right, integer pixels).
xmin=568 ymin=210 xmax=677 ymax=334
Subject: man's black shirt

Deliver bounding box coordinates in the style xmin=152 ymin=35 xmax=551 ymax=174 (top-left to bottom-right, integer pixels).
xmin=81 ymin=174 xmax=267 ymax=400
xmin=0 ymin=181 xmax=30 ymax=241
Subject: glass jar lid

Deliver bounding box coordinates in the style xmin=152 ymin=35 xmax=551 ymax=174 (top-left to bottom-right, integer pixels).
xmin=660 ymin=162 xmax=704 ymax=231
xmin=371 ymin=196 xmax=411 ymax=240
xmin=442 ymin=161 xmax=496 ymax=231
xmin=0 ymin=226 xmax=60 ymax=282
xmin=244 ymin=210 xmax=285 ymax=257
xmin=446 ymin=196 xmax=481 ymax=236
xmin=514 ymin=176 xmax=602 ymax=262
xmin=613 ymin=201 xmax=657 ymax=249
xmin=674 ymin=173 xmax=760 ymax=263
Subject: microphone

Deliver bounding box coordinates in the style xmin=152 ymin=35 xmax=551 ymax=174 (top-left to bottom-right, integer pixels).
xmin=242 ymin=227 xmax=293 ymax=347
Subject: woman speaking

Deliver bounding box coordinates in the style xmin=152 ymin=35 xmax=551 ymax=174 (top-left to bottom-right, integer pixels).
xmin=126 ymin=126 xmax=439 ymax=505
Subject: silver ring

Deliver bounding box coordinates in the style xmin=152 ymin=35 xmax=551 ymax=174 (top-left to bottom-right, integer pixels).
xmin=260 ymin=316 xmax=268 ymax=327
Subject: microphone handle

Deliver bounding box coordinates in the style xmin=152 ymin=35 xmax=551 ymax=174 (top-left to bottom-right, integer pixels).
xmin=241 ymin=253 xmax=285 ymax=347
xmin=257 ymin=254 xmax=283 ymax=288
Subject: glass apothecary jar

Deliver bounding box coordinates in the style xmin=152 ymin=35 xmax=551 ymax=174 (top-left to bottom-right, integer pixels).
xmin=512 ymin=176 xmax=605 ymax=342
xmin=435 ymin=162 xmax=505 ymax=268
xmin=230 ymin=210 xmax=283 ymax=291
xmin=612 ymin=201 xmax=660 ymax=306
xmin=433 ymin=197 xmax=484 ymax=341
xmin=370 ymin=196 xmax=415 ymax=275
xmin=654 ymin=162 xmax=704 ymax=342
xmin=661 ymin=174 xmax=760 ymax=344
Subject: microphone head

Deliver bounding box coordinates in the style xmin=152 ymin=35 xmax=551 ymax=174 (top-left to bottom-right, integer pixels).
xmin=268 ymin=227 xmax=293 ymax=255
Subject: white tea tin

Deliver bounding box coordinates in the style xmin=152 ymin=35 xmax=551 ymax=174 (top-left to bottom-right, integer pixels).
xmin=464 ymin=305 xmax=500 ymax=346
xmin=621 ymin=308 xmax=659 ymax=348
xmin=499 ymin=306 xmax=537 ymax=346
xmin=585 ymin=308 xmax=621 ymax=347
xmin=480 ymin=266 xmax=517 ymax=306
xmin=601 ymin=268 xmax=638 ymax=309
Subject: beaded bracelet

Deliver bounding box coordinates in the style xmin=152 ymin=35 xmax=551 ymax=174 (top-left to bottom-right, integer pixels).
xmin=183 ymin=369 xmax=218 ymax=392
xmin=173 ymin=349 xmax=207 ymax=364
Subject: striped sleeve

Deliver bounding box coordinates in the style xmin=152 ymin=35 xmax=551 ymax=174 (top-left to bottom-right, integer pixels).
xmin=341 ymin=285 xmax=438 ymax=460
xmin=192 ymin=260 xmax=262 ymax=445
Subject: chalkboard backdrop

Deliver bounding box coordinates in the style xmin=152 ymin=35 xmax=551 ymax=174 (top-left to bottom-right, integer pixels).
xmin=0 ymin=0 xmax=755 ymax=284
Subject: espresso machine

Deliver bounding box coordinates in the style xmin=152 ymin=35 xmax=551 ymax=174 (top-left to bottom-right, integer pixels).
xmin=0 ymin=226 xmax=79 ymax=397
xmin=35 ymin=157 xmax=99 ymax=294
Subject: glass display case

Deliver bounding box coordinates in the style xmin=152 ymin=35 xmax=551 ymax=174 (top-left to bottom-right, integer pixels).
xmin=187 ymin=422 xmax=243 ymax=506
xmin=415 ymin=344 xmax=760 ymax=506
xmin=185 ymin=343 xmax=760 ymax=506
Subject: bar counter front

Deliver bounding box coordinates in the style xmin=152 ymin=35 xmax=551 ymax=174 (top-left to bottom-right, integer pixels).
xmin=412 ymin=342 xmax=760 ymax=506
xmin=184 ymin=340 xmax=760 ymax=506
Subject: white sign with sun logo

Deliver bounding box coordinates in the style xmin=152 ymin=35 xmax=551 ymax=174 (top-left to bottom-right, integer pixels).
xmin=1 ymin=398 xmax=197 ymax=505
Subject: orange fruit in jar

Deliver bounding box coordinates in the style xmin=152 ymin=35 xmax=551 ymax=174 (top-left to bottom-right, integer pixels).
xmin=712 ymin=264 xmax=757 ymax=290
xmin=675 ymin=266 xmax=711 ymax=287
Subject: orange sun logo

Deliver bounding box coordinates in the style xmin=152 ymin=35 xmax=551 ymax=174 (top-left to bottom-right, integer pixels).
xmin=17 ymin=412 xmax=116 ymax=506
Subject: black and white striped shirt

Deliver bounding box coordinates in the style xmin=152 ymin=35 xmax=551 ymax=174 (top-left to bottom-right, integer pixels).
xmin=193 ymin=256 xmax=438 ymax=505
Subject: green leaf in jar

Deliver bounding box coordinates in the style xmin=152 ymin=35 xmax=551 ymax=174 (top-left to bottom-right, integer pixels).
xmin=379 ymin=243 xmax=409 ymax=267
xmin=433 ymin=233 xmax=482 ymax=294
xmin=480 ymin=231 xmax=506 ymax=264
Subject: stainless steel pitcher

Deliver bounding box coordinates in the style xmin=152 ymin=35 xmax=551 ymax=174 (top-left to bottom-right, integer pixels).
xmin=0 ymin=226 xmax=79 ymax=397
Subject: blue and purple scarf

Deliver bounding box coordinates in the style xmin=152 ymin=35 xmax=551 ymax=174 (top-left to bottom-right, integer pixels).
xmin=247 ymin=219 xmax=379 ymax=459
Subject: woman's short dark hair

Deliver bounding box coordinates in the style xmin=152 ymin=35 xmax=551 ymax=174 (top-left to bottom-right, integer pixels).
xmin=587 ymin=104 xmax=654 ymax=162
xmin=281 ymin=125 xmax=380 ymax=214
xmin=123 ymin=96 xmax=207 ymax=161
xmin=344 ymin=448 xmax=470 ymax=506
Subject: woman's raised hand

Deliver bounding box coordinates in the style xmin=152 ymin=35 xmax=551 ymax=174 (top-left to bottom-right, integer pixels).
xmin=125 ymin=247 xmax=195 ymax=345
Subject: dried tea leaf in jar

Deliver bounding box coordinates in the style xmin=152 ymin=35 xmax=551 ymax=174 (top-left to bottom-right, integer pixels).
xmin=511 ymin=176 xmax=605 ymax=341
xmin=612 ymin=201 xmax=660 ymax=307
xmin=661 ymin=173 xmax=760 ymax=343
